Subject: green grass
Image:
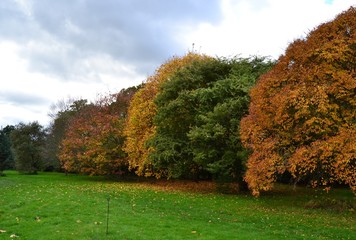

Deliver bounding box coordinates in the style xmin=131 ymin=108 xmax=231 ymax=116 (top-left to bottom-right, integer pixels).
xmin=0 ymin=171 xmax=355 ymax=240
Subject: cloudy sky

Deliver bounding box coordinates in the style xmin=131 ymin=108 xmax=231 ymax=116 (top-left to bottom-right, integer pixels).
xmin=0 ymin=0 xmax=354 ymax=128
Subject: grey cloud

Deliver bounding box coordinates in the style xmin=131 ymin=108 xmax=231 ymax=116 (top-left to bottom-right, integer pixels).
xmin=0 ymin=91 xmax=49 ymax=107
xmin=0 ymin=1 xmax=34 ymax=41
xmin=0 ymin=116 xmax=25 ymax=127
xmin=0 ymin=0 xmax=223 ymax=80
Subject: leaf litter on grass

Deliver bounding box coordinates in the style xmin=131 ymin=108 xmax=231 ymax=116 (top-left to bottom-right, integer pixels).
xmin=1 ymin=171 xmax=355 ymax=240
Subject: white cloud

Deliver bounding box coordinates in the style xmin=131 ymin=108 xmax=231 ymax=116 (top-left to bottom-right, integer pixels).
xmin=183 ymin=0 xmax=354 ymax=59
xmin=0 ymin=40 xmax=144 ymax=127
xmin=13 ymin=0 xmax=33 ymax=17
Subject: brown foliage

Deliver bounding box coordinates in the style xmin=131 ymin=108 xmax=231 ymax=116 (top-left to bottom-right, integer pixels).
xmin=241 ymin=7 xmax=356 ymax=196
xmin=59 ymin=94 xmax=127 ymax=175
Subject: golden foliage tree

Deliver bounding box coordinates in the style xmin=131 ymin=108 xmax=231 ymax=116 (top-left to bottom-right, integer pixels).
xmin=240 ymin=7 xmax=356 ymax=196
xmin=124 ymin=53 xmax=209 ymax=177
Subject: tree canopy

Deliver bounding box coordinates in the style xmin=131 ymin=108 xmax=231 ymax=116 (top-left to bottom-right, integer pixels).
xmin=59 ymin=87 xmax=139 ymax=175
xmin=44 ymin=98 xmax=89 ymax=171
xmin=10 ymin=122 xmax=46 ymax=174
xmin=124 ymin=52 xmax=209 ymax=177
xmin=0 ymin=125 xmax=15 ymax=174
xmin=150 ymin=56 xmax=274 ymax=181
xmin=240 ymin=7 xmax=356 ymax=196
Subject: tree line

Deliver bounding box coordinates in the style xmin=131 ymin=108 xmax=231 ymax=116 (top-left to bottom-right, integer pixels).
xmin=0 ymin=7 xmax=354 ymax=195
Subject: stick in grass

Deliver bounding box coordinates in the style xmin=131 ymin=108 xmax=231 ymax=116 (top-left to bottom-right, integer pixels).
xmin=106 ymin=196 xmax=110 ymax=235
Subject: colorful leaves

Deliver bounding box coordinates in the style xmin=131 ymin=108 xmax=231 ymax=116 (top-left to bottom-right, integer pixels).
xmin=240 ymin=7 xmax=356 ymax=196
xmin=59 ymin=90 xmax=138 ymax=176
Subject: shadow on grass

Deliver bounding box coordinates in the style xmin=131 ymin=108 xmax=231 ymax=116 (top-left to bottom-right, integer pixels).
xmin=304 ymin=197 xmax=355 ymax=212
xmin=256 ymin=183 xmax=355 ymax=213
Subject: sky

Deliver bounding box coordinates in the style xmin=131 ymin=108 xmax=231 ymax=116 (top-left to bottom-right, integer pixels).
xmin=0 ymin=0 xmax=354 ymax=128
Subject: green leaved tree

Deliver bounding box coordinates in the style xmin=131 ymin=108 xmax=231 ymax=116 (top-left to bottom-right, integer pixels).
xmin=124 ymin=53 xmax=209 ymax=177
xmin=150 ymin=57 xmax=273 ymax=183
xmin=0 ymin=125 xmax=15 ymax=175
xmin=10 ymin=122 xmax=46 ymax=174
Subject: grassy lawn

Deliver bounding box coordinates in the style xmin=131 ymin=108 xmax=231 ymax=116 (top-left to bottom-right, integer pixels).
xmin=0 ymin=171 xmax=354 ymax=240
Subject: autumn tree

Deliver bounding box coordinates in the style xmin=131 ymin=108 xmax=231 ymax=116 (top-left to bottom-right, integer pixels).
xmin=44 ymin=98 xmax=88 ymax=171
xmin=59 ymin=88 xmax=139 ymax=175
xmin=150 ymin=57 xmax=273 ymax=181
xmin=10 ymin=122 xmax=46 ymax=174
xmin=240 ymin=7 xmax=356 ymax=196
xmin=124 ymin=52 xmax=209 ymax=177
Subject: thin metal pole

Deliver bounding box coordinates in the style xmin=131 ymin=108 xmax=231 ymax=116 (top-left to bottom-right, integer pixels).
xmin=106 ymin=196 xmax=110 ymax=235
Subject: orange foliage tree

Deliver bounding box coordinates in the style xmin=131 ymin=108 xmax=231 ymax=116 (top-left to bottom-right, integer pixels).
xmin=59 ymin=90 xmax=136 ymax=175
xmin=240 ymin=7 xmax=356 ymax=196
xmin=124 ymin=53 xmax=209 ymax=177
